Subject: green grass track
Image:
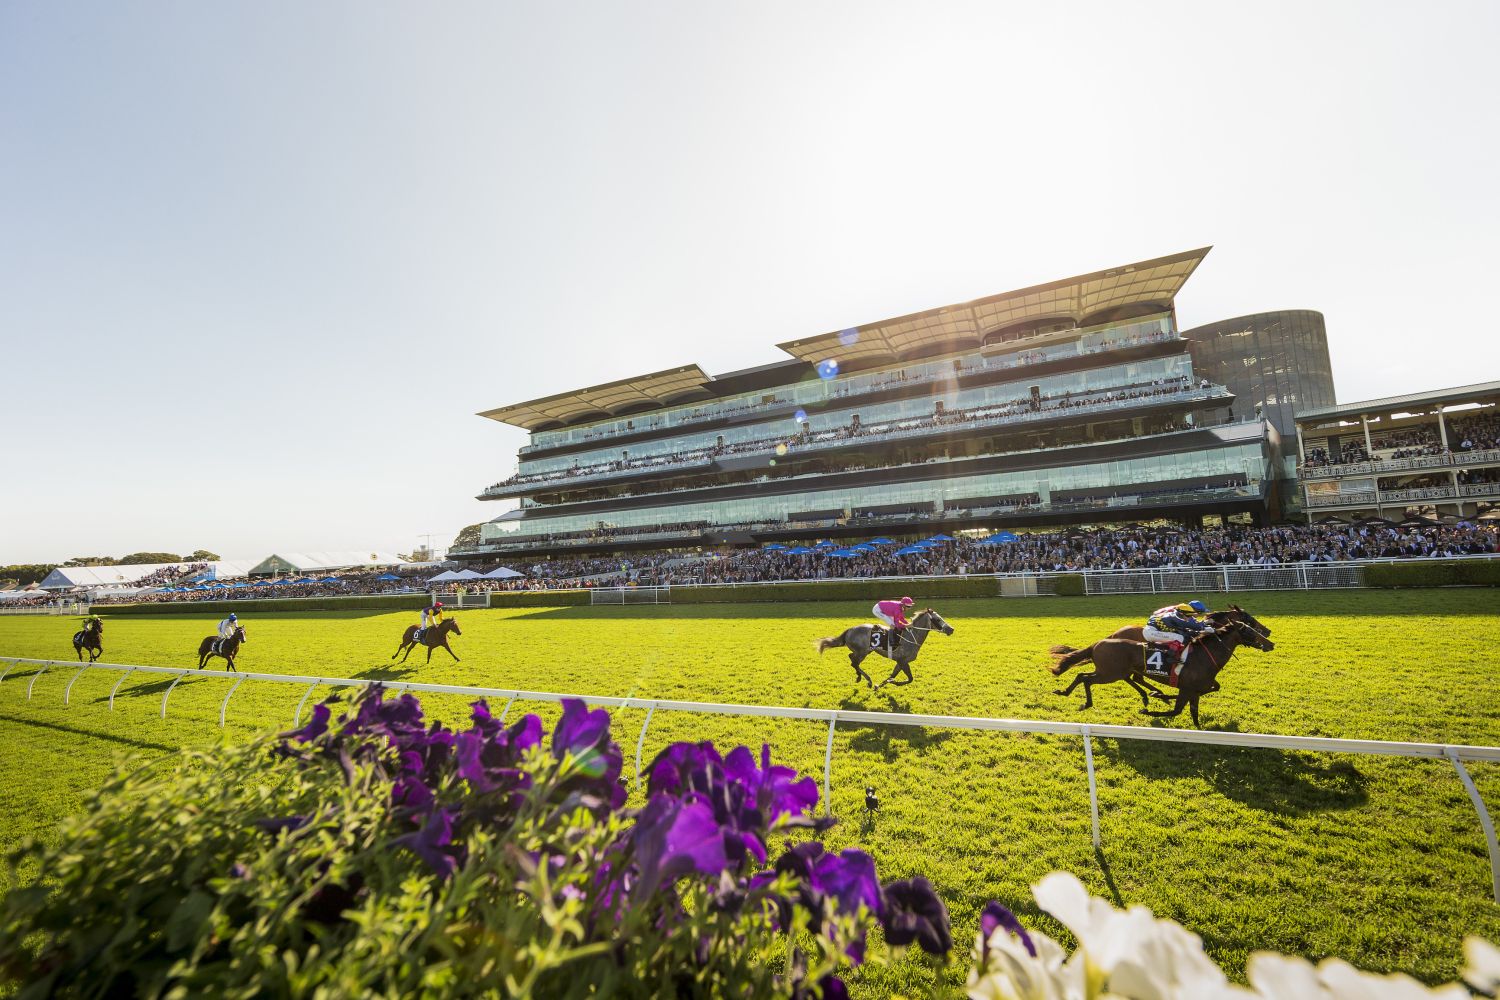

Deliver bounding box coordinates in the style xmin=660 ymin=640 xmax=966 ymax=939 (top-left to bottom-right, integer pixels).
xmin=1 ymin=589 xmax=1497 ymax=996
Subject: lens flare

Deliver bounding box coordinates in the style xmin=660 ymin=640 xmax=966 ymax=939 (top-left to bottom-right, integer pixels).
xmin=816 ymin=359 xmax=839 ymax=380
xmin=793 ymin=409 xmax=808 ymax=424
xmin=775 ymin=443 xmax=788 ymax=456
xmin=838 ymin=328 xmax=860 ymax=347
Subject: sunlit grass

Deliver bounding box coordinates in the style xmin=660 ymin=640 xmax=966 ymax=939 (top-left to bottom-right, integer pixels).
xmin=1 ymin=588 xmax=1497 ymax=995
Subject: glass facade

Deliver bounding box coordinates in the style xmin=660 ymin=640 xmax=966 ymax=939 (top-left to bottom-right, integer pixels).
xmin=523 ymin=315 xmax=1177 ymax=453
xmin=1181 ymin=311 xmax=1335 ymax=441
xmin=482 ymin=441 xmax=1267 ymax=542
xmin=517 ymin=354 xmax=1195 ymax=476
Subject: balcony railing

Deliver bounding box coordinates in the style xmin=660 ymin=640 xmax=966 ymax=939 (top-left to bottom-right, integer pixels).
xmin=468 ymin=481 xmax=1259 ymax=553
xmin=518 ymin=328 xmax=1184 ymax=456
xmin=486 ymin=384 xmax=1229 ymax=499
xmin=1304 ymin=481 xmax=1500 ymax=508
xmin=1298 ymin=448 xmax=1500 ymax=480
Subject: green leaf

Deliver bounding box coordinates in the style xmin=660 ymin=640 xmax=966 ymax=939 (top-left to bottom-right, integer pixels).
xmin=166 ymin=890 xmax=214 ymax=953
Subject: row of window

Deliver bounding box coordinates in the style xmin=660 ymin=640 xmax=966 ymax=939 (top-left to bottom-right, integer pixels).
xmin=483 ymin=441 xmax=1267 ymax=542
xmin=515 ymin=353 xmax=1196 ymax=478
xmin=522 ymin=316 xmax=1177 ymax=453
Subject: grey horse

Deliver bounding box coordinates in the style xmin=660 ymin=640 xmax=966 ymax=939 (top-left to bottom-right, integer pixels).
xmin=816 ymin=608 xmax=954 ymax=689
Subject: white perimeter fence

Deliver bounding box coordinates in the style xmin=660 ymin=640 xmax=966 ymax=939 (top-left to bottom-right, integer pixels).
xmin=0 ymin=603 xmax=90 ymax=617
xmin=3 ymin=655 xmax=1497 ymax=903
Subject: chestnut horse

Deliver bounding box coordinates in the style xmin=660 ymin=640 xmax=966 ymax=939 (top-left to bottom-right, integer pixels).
xmin=393 ymin=617 xmax=462 ymax=664
xmin=197 ymin=625 xmax=246 ymax=672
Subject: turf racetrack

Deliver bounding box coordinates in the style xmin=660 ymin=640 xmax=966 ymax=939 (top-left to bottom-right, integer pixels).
xmin=1 ymin=589 xmax=1497 ymax=996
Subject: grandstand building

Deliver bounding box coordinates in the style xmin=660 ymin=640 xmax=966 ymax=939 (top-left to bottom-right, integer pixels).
xmin=457 ymin=247 xmax=1327 ymax=561
xmin=1293 ymin=381 xmax=1500 ymax=520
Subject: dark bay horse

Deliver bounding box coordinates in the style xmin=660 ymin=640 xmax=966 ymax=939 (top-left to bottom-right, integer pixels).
xmin=72 ymin=617 xmax=103 ymax=662
xmin=393 ymin=617 xmax=462 ymax=664
xmin=1049 ymin=620 xmax=1274 ymax=727
xmin=817 ymin=609 xmax=954 ymax=689
xmin=1098 ymin=604 xmax=1272 ymax=699
xmin=198 ymin=625 xmax=246 ymax=672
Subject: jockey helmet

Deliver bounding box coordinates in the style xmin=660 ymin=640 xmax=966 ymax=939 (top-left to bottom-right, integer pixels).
xmin=899 ymin=596 xmax=915 ymax=606
xmin=1188 ymin=600 xmax=1209 ymax=613
xmin=228 ymin=613 xmax=238 ymax=621
xmin=434 ymin=601 xmax=443 ymax=608
xmin=1174 ymin=603 xmax=1196 ymax=614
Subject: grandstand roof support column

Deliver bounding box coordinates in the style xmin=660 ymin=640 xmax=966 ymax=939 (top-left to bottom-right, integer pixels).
xmin=1294 ymin=425 xmax=1306 ymax=464
xmin=1437 ymin=405 xmax=1450 ymax=452
xmin=1361 ymin=415 xmax=1374 ymax=457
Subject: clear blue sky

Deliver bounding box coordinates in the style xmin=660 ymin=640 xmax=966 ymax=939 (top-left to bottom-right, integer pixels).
xmin=2 ymin=1 xmax=1496 ymax=564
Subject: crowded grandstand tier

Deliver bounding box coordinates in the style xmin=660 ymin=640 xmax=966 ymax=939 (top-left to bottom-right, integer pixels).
xmin=460 ymin=248 xmax=1355 ymax=562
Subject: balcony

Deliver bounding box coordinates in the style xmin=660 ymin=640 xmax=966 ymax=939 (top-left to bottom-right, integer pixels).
xmin=1298 ymin=448 xmax=1500 ymax=480
xmin=483 ymin=381 xmax=1230 ymax=500
xmin=463 ymin=481 xmax=1261 ymax=556
xmin=1304 ymin=481 xmax=1500 ymax=509
xmin=517 ymin=326 xmax=1183 ymax=456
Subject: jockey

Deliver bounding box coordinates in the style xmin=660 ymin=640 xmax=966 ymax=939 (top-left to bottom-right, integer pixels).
xmin=872 ymin=596 xmax=916 ymax=645
xmin=217 ymin=612 xmax=239 ymax=640
xmin=1143 ymin=602 xmax=1210 ymax=665
xmin=419 ymin=600 xmax=444 ymax=634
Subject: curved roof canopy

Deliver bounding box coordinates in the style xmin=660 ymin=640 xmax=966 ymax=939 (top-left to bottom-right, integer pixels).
xmin=479 ymin=364 xmax=712 ymax=431
xmin=777 ymin=247 xmax=1210 ymax=368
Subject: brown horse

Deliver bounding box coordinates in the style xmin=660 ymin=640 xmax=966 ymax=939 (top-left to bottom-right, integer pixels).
xmin=393 ymin=617 xmax=462 ymax=664
xmin=197 ymin=625 xmax=246 ymax=672
xmin=1049 ymin=620 xmax=1274 ymax=727
xmin=816 ymin=609 xmax=954 ymax=689
xmin=72 ymin=617 xmax=103 ymax=662
xmin=1100 ymin=604 xmax=1272 ymax=699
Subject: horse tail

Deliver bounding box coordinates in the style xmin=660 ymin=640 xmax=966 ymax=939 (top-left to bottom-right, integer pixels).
xmin=816 ymin=630 xmax=849 ymax=655
xmin=1049 ymin=643 xmax=1096 ymax=676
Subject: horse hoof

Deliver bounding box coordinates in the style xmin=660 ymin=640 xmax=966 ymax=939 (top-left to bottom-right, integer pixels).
xmin=1053 ymin=689 xmax=1067 ymax=696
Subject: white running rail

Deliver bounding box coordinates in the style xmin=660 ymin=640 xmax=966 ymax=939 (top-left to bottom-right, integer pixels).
xmin=2 ymin=655 xmax=1497 ymax=903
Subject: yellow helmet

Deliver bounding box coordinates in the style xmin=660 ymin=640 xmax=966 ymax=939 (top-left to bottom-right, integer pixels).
xmin=1175 ymin=603 xmax=1196 ymax=614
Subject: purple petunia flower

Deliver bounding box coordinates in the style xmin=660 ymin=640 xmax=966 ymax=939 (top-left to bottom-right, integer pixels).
xmin=880 ymin=876 xmax=952 ymax=956
xmin=392 ymin=807 xmax=459 ymax=877
xmin=629 ymin=794 xmax=731 ymax=900
xmin=979 ymin=900 xmax=1036 ymax=958
xmin=392 ymin=774 xmax=434 ymax=811
xmin=549 ymin=699 xmax=626 ymax=811
xmin=281 ymin=702 xmax=330 ymax=743
xmin=552 ymin=699 xmax=611 ymax=762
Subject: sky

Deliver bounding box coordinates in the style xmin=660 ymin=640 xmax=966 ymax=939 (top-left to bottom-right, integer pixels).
xmin=2 ymin=1 xmax=1497 ymax=564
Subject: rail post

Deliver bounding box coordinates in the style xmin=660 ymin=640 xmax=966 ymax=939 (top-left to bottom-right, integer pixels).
xmin=0 ymin=658 xmax=17 ymax=683
xmin=823 ymin=713 xmax=838 ymax=817
xmin=293 ymin=681 xmax=321 ymax=727
xmin=64 ymin=664 xmax=90 ymax=705
xmin=1083 ymin=725 xmax=1101 ymax=850
xmin=499 ymin=694 xmax=517 ymax=722
xmin=219 ymin=675 xmax=246 ymax=727
xmin=1446 ymin=748 xmax=1500 ymax=904
xmin=26 ymin=663 xmax=50 ymax=700
xmin=108 ymin=668 xmax=135 ymax=710
xmin=159 ymin=672 xmax=188 ymax=718
xmin=635 ymin=703 xmax=657 ymax=790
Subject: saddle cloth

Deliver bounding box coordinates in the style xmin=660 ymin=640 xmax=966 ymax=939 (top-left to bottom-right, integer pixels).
xmin=73 ymin=631 xmax=85 ymax=645
xmin=210 ymin=638 xmax=222 ymax=655
xmin=1142 ymin=641 xmax=1183 ymax=686
xmin=414 ymin=627 xmax=426 ymax=643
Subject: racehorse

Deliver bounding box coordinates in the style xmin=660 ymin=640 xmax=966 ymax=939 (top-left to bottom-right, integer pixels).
xmin=1091 ymin=604 xmax=1272 ymax=700
xmin=392 ymin=617 xmax=462 ymax=664
xmin=816 ymin=609 xmax=954 ymax=690
xmin=72 ymin=617 xmax=103 ymax=663
xmin=1049 ymin=620 xmax=1274 ymax=727
xmin=198 ymin=624 xmax=247 ymax=672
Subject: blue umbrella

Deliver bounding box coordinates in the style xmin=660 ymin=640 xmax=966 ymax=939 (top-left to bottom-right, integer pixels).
xmin=814 ymin=540 xmax=839 ymax=550
xmin=869 ymin=537 xmax=897 ymax=545
xmin=763 ymin=543 xmax=787 ymax=551
xmin=926 ymin=533 xmax=955 ymax=542
xmin=895 ymin=545 xmax=929 ymax=556
xmin=786 ymin=546 xmax=815 ymax=555
xmin=320 ymin=576 xmax=341 ymax=583
xmin=827 ymin=549 xmax=859 ymax=558
xmin=851 ymin=542 xmax=877 ymax=551
xmin=377 ymin=573 xmax=401 ymax=581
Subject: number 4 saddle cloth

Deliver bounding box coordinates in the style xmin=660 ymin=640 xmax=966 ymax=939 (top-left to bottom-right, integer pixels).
xmin=1141 ymin=641 xmax=1184 ymax=686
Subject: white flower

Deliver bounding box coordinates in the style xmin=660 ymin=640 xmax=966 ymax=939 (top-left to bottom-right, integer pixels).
xmin=967 ymin=925 xmax=1081 ymax=1000
xmin=1249 ymin=953 xmax=1470 ymax=1000
xmin=1032 ymin=872 xmax=1231 ymax=1000
xmin=1464 ymin=935 xmax=1500 ymax=994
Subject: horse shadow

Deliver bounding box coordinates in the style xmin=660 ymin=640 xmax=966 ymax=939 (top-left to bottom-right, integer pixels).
xmin=352 ymin=666 xmax=417 ymax=682
xmin=838 ymin=694 xmax=953 ymax=763
xmin=1109 ymin=723 xmax=1369 ymax=815
xmin=93 ymin=676 xmax=207 ymax=702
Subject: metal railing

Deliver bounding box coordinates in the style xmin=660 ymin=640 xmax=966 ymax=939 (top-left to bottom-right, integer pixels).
xmin=1299 ymin=448 xmax=1500 ymax=480
xmin=2 ymin=655 xmax=1495 ymax=903
xmin=1306 ymin=481 xmax=1500 ymax=508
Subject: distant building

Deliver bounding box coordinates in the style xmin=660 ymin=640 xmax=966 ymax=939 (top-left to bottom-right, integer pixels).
xmin=1293 ymin=382 xmax=1500 ymax=521
xmin=460 ymin=247 xmax=1304 ymax=561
